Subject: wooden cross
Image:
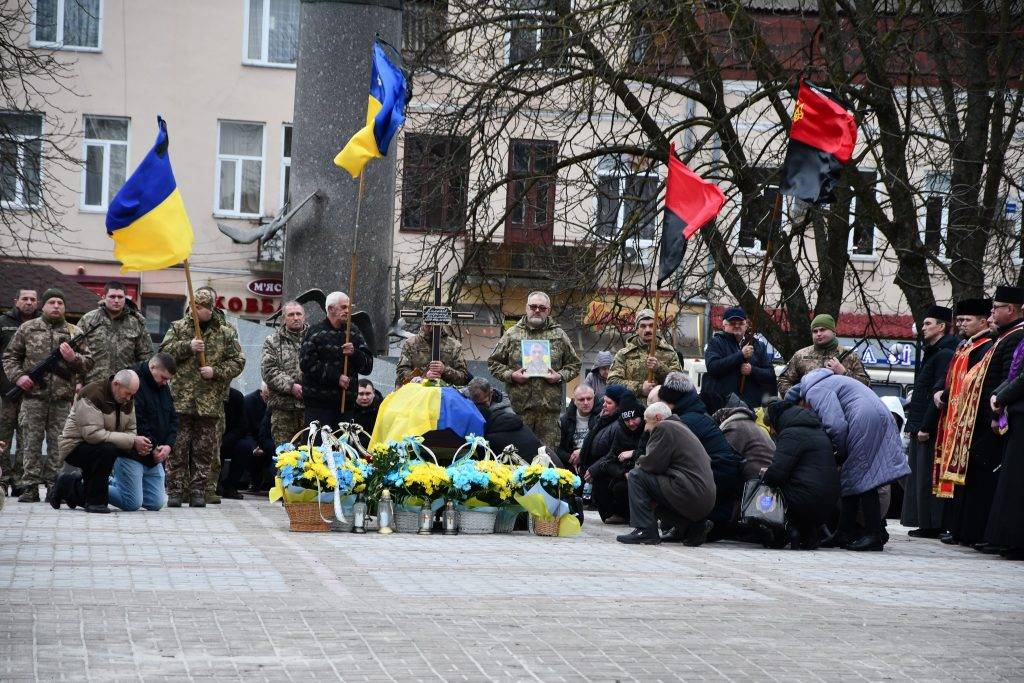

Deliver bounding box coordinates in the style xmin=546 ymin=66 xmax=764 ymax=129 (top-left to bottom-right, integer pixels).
xmin=400 ymin=271 xmax=475 ymax=362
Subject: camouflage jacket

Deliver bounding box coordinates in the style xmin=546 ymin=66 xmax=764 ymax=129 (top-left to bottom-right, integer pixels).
xmin=776 ymin=343 xmax=871 ymax=396
xmin=78 ymin=304 xmax=153 ymax=383
xmin=0 ymin=308 xmax=39 ymax=391
xmin=395 ymin=332 xmax=470 ymax=386
xmin=487 ymin=316 xmax=581 ymax=414
xmin=261 ymin=324 xmax=306 ymax=412
xmin=159 ymin=314 xmax=245 ymax=417
xmin=1 ymin=317 xmax=93 ymax=402
xmin=607 ymin=335 xmax=682 ymax=395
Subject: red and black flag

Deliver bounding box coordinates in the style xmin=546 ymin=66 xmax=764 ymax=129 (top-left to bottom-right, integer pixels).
xmin=658 ymin=143 xmax=726 ymax=285
xmin=779 ymin=81 xmax=857 ymax=205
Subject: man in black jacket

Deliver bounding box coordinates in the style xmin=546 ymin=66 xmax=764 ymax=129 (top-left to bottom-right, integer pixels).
xmin=556 ymin=384 xmax=598 ymax=470
xmin=465 ymin=378 xmax=550 ymax=464
xmin=240 ymin=384 xmax=275 ymax=493
xmin=901 ymin=305 xmax=957 ymax=537
xmin=219 ymin=387 xmax=274 ymax=499
xmin=352 ymin=379 xmax=382 ymax=447
xmin=702 ymin=306 xmax=776 ymax=408
xmin=299 ymin=291 xmax=373 ymax=428
xmin=108 ymin=353 xmax=178 ymax=511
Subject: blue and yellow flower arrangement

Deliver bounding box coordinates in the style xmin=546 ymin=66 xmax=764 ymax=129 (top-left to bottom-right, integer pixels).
xmin=268 ymin=442 xmax=372 ymax=504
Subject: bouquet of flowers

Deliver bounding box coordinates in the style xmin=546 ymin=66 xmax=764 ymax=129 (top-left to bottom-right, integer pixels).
xmin=268 ymin=442 xmax=372 ymax=504
xmin=386 ymin=460 xmax=450 ymax=505
xmin=514 ymin=463 xmax=581 ymax=499
xmin=447 ymin=459 xmax=515 ymax=507
xmin=513 ymin=461 xmax=582 ymax=537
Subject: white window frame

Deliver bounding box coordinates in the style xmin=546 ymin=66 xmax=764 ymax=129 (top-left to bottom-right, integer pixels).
xmin=80 ymin=115 xmax=129 ymax=213
xmin=848 ymin=170 xmax=880 ymax=261
xmin=214 ymin=120 xmax=266 ymax=219
xmin=0 ymin=113 xmax=44 ymax=210
xmin=593 ymin=159 xmax=660 ymax=250
xmin=917 ymin=171 xmax=950 ymax=262
xmin=242 ymin=0 xmax=299 ymax=69
xmin=280 ymin=123 xmax=292 ymax=209
xmin=31 ymin=0 xmax=103 ymax=52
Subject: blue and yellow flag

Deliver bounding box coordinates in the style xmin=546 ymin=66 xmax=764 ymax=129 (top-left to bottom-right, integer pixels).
xmin=106 ymin=117 xmax=194 ymax=272
xmin=334 ymin=41 xmax=408 ymax=178
xmin=370 ymin=383 xmax=485 ymax=449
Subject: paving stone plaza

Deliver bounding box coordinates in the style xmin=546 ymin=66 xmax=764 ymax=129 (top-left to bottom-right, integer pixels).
xmin=1 ymin=500 xmax=1022 ymax=681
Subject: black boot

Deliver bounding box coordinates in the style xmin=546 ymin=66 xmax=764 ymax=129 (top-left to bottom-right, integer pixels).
xmin=166 ymin=494 xmax=182 ymax=508
xmin=189 ymin=492 xmax=206 ymax=508
xmin=845 ymin=533 xmax=884 ymax=551
xmin=616 ymin=527 xmax=661 ymax=545
xmin=683 ymin=520 xmax=714 ymax=547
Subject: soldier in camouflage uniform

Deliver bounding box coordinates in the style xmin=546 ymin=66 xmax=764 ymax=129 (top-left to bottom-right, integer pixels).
xmin=487 ymin=291 xmax=581 ymax=450
xmin=78 ymin=281 xmax=153 ymax=384
xmin=607 ymin=308 xmax=682 ymax=399
xmin=159 ymin=289 xmax=244 ymax=508
xmin=2 ymin=288 xmax=93 ymax=502
xmin=261 ymin=300 xmax=307 ymax=446
xmin=395 ymin=325 xmax=470 ymax=386
xmin=0 ymin=288 xmax=39 ymax=494
xmin=777 ymin=313 xmax=871 ymax=396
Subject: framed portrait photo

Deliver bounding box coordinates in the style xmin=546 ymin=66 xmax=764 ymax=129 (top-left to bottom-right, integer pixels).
xmin=521 ymin=339 xmax=552 ymax=378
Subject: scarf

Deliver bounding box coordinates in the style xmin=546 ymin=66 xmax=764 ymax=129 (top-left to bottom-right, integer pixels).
xmin=996 ymin=335 xmax=1024 ymax=434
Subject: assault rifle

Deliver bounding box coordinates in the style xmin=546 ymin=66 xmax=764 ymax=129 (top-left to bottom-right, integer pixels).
xmin=3 ymin=324 xmax=98 ymax=401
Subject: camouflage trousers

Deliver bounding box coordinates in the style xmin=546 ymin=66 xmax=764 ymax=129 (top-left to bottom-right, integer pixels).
xmin=520 ymin=407 xmax=561 ymax=459
xmin=271 ymin=408 xmax=305 ymax=447
xmin=168 ymin=414 xmax=220 ymax=496
xmin=19 ymin=397 xmax=72 ymax=487
xmin=0 ymin=396 xmax=22 ymax=486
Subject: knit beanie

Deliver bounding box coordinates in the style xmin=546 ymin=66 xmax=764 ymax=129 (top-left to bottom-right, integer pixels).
xmin=603 ymin=384 xmax=633 ymax=406
xmin=810 ymin=313 xmax=836 ymax=331
xmin=41 ymin=287 xmax=66 ymax=305
xmin=764 ymin=399 xmax=793 ymax=432
xmin=618 ymin=396 xmax=644 ymax=424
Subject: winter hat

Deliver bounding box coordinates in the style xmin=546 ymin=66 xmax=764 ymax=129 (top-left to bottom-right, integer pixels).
xmin=784 ymin=384 xmax=802 ymax=402
xmin=994 ymin=285 xmax=1024 ymax=306
xmin=603 ymin=384 xmax=633 ymax=406
xmin=618 ymin=396 xmax=644 ymax=423
xmin=40 ymin=287 xmax=66 ymax=305
xmin=810 ymin=313 xmax=836 ymax=332
xmin=924 ymin=305 xmax=953 ymax=323
xmin=764 ymin=398 xmax=793 ymax=432
xmin=955 ymin=298 xmax=991 ymax=317
xmin=594 ymin=351 xmax=614 ymax=368
xmin=656 ymin=371 xmax=691 ymax=405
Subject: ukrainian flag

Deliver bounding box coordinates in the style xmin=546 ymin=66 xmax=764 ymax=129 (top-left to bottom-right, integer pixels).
xmin=106 ymin=117 xmax=194 ymax=272
xmin=370 ymin=383 xmax=485 ymax=449
xmin=334 ymin=40 xmax=408 ymax=178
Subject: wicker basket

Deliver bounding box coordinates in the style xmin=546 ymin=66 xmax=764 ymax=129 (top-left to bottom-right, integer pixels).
xmin=494 ymin=507 xmax=521 ymax=534
xmin=458 ymin=508 xmax=497 ymax=534
xmin=395 ymin=508 xmax=421 ymax=533
xmin=531 ymin=514 xmax=561 ymax=537
xmin=284 ymin=501 xmax=333 ymax=532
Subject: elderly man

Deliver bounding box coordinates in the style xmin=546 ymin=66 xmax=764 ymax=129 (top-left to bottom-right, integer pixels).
xmin=487 ymin=291 xmax=581 ymax=450
xmin=702 ymin=306 xmax=776 ymax=408
xmin=159 ymin=289 xmax=245 ymax=508
xmin=617 ymin=402 xmax=716 ymax=545
xmin=49 ymin=369 xmax=144 ymax=513
xmin=607 ymin=309 xmax=682 ymax=399
xmin=777 ymin=314 xmax=870 ymax=396
xmin=79 ymin=281 xmax=153 ymax=384
xmin=2 ymin=288 xmax=93 ymax=502
xmin=395 ymin=323 xmax=469 ymax=386
xmin=556 ymin=384 xmax=598 ymax=469
xmin=261 ymin=300 xmax=307 ymax=446
xmin=0 ymin=288 xmax=38 ymax=495
xmin=300 ymin=291 xmax=374 ymax=428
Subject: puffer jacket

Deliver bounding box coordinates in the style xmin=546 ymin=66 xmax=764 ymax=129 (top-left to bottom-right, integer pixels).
xmin=763 ymin=403 xmax=840 ymax=521
xmin=715 ymin=403 xmax=775 ymax=480
xmin=58 ymin=377 xmax=137 ymax=458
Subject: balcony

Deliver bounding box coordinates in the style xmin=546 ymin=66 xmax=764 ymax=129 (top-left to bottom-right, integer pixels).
xmin=249 ymin=231 xmax=285 ymax=274
xmin=461 ymin=239 xmax=600 ymax=289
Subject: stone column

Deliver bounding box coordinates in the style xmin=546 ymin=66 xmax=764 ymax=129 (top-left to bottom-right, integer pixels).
xmin=285 ymin=0 xmax=402 ymax=354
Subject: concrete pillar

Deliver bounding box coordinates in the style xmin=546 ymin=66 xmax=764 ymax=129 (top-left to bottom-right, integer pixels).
xmin=285 ymin=0 xmax=403 ymax=354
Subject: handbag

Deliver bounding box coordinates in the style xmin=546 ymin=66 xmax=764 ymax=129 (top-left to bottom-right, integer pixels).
xmin=740 ymin=477 xmax=787 ymax=529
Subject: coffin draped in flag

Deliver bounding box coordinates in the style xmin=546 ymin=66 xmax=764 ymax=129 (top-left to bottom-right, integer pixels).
xmin=658 ymin=143 xmax=726 ymax=285
xmin=779 ymin=81 xmax=858 ymax=205
xmin=369 ymin=382 xmax=485 ymax=449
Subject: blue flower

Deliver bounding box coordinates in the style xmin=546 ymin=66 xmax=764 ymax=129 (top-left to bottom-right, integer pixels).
xmin=275 ymin=443 xmax=295 ymax=455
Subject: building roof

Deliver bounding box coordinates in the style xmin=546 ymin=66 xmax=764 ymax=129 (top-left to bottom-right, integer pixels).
xmin=0 ymin=262 xmax=100 ymax=317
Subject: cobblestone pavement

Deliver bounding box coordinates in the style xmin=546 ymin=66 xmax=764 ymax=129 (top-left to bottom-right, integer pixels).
xmin=1 ymin=498 xmax=1023 ymax=682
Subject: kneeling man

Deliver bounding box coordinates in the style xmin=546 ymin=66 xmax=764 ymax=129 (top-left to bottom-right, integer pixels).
xmin=617 ymin=402 xmax=716 ymax=545
xmin=51 ymin=369 xmax=148 ymax=513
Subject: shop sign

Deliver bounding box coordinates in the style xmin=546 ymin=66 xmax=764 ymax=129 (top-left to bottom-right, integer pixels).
xmin=215 ymin=296 xmax=279 ymax=316
xmin=247 ymin=278 xmax=283 ymax=297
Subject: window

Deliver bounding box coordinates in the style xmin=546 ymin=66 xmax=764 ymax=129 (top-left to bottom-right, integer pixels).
xmin=848 ymin=170 xmax=878 ymax=258
xmin=738 ymin=167 xmax=780 ymax=252
xmin=507 ymin=0 xmax=568 ymax=68
xmin=280 ymin=124 xmax=292 ymax=208
xmin=33 ymin=0 xmax=101 ymax=50
xmin=244 ymin=0 xmax=299 ymax=67
xmin=505 ymin=139 xmax=557 ymax=243
xmin=0 ymin=112 xmax=43 ymax=208
xmin=401 ymin=133 xmax=470 ymax=232
xmin=403 ymin=0 xmax=448 ymax=66
xmin=216 ymin=121 xmax=265 ymax=217
xmin=595 ymin=155 xmax=659 ymax=243
xmin=81 ymin=115 xmax=128 ymax=210
xmin=142 ymin=296 xmax=184 ymax=344
xmin=921 ymin=172 xmax=949 ymax=260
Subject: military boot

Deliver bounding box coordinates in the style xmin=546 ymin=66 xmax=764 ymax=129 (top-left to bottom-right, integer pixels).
xmin=166 ymin=494 xmax=182 ymax=508
xmin=205 ymin=491 xmax=221 ymax=504
xmin=189 ymin=492 xmax=206 ymax=508
xmin=18 ymin=486 xmax=40 ymax=503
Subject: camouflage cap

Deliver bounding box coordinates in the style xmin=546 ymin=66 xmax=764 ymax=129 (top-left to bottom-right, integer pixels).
xmin=635 ymin=308 xmax=656 ymax=325
xmin=192 ymin=288 xmax=216 ymax=310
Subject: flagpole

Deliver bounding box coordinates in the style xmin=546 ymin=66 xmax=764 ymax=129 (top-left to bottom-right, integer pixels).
xmin=340 ymin=169 xmax=366 ymax=414
xmin=739 ymin=191 xmax=781 ymax=394
xmin=182 ymin=258 xmax=208 ymax=367
xmin=646 ymin=286 xmax=661 ymax=385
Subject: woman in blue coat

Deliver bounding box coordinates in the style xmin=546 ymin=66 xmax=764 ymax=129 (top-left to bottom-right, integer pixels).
xmin=797 ymin=367 xmax=910 ymax=551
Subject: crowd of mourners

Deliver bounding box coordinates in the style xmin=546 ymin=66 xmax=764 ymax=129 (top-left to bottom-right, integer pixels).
xmin=1 ymin=280 xmax=1022 ymax=560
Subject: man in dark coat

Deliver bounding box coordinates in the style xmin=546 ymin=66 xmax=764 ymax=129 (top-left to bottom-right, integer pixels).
xmin=617 ymin=403 xmax=716 ymax=545
xmin=577 ymin=384 xmax=633 ymax=473
xmin=703 ymin=306 xmax=776 ymax=408
xmin=901 ymin=305 xmax=957 ymax=537
xmin=219 ymin=388 xmax=249 ymax=499
xmin=0 ymin=287 xmax=38 ymax=495
xmin=465 ymin=378 xmax=550 ymax=464
xmin=242 ymin=384 xmax=275 ymax=492
xmin=986 ymin=326 xmax=1024 ymax=558
xmin=352 ymin=379 xmax=382 ymax=447
xmin=556 ymin=384 xmax=598 ymax=470
xmin=763 ymin=400 xmax=841 ymax=549
xmin=585 ymin=397 xmax=644 ymax=523
xmin=299 ymin=291 xmax=373 ymax=428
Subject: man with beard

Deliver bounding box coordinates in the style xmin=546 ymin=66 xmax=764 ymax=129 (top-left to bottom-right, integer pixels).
xmin=933 ymin=298 xmax=995 ymax=546
xmin=2 ymin=289 xmax=93 ymax=502
xmin=0 ymin=288 xmax=38 ymax=495
xmin=487 ymin=291 xmax=581 ymax=450
xmin=78 ymin=281 xmax=153 ymax=383
xmin=261 ymin=300 xmax=307 ymax=446
xmin=607 ymin=309 xmax=682 ymax=399
xmin=901 ymin=305 xmax=957 ymax=538
xmin=777 ymin=314 xmax=870 ymax=396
